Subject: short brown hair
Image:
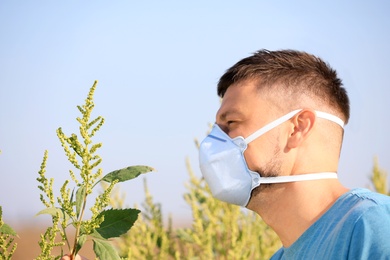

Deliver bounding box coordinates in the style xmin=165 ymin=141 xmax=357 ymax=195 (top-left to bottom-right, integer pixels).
xmin=217 ymin=49 xmax=350 ymax=123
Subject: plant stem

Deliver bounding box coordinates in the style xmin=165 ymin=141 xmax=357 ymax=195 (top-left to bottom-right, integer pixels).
xmin=71 ymin=185 xmax=88 ymax=258
xmin=63 ymin=225 xmax=71 ymax=250
xmin=71 ymin=139 xmax=90 ymax=258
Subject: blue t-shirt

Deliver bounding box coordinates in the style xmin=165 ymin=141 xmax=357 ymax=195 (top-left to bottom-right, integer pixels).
xmin=271 ymin=188 xmax=390 ymax=260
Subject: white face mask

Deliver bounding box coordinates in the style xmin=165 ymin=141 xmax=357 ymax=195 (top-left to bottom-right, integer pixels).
xmin=199 ymin=109 xmax=344 ymax=207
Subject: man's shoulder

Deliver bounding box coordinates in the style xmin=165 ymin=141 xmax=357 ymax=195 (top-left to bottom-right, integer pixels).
xmin=347 ymin=190 xmax=390 ymax=258
xmin=343 ymin=188 xmax=390 ymax=211
xmin=343 ymin=189 xmax=390 ymax=235
xmin=269 ymin=189 xmax=390 ymax=260
xmin=331 ymin=189 xmax=390 ymax=258
xmin=347 ymin=188 xmax=390 ymax=203
xmin=333 ymin=188 xmax=390 ymax=227
xmin=337 ymin=188 xmax=390 ymax=211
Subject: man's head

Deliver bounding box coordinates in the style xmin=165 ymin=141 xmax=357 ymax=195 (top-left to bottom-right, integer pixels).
xmin=211 ymin=49 xmax=350 ymax=207
xmin=217 ymin=49 xmax=349 ymax=124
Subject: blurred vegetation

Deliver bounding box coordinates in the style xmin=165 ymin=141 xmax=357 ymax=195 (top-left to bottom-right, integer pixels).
xmin=0 ymin=206 xmax=18 ymax=260
xmin=1 ymin=149 xmax=18 ymax=259
xmin=371 ymin=157 xmax=389 ymax=196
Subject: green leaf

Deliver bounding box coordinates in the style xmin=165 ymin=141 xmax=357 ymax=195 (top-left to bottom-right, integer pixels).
xmin=176 ymin=229 xmax=195 ymax=243
xmin=75 ymin=234 xmax=87 ymax=255
xmin=93 ymin=238 xmax=121 ymax=260
xmin=76 ymin=185 xmax=86 ymax=217
xmin=36 ymin=207 xmax=70 ymax=223
xmin=95 ymin=208 xmax=140 ymax=239
xmin=101 ymin=165 xmax=154 ymax=183
xmin=89 ymin=229 xmax=105 ymax=240
xmin=0 ymin=223 xmax=17 ymax=236
xmin=70 ymin=188 xmax=75 ymax=203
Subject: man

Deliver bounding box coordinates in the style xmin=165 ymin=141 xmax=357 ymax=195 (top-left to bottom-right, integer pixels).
xmin=199 ymin=49 xmax=390 ymax=259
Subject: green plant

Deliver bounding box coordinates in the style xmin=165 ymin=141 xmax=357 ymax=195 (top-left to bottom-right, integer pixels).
xmin=116 ymin=179 xmax=178 ymax=260
xmin=371 ymin=157 xmax=389 ymax=196
xmin=0 ymin=206 xmax=18 ymax=260
xmin=36 ymin=81 xmax=154 ymax=260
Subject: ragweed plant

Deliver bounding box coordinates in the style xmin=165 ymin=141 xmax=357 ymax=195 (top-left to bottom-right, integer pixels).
xmin=0 ymin=206 xmax=18 ymax=260
xmin=36 ymin=81 xmax=154 ymax=260
xmin=117 ymin=179 xmax=179 ymax=260
xmin=371 ymin=157 xmax=389 ymax=196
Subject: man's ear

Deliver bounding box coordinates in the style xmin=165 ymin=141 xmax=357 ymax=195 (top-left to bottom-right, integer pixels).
xmin=287 ymin=109 xmax=316 ymax=149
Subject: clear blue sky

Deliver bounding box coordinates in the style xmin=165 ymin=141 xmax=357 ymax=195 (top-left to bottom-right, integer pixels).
xmin=1 ymin=1 xmax=389 ymax=227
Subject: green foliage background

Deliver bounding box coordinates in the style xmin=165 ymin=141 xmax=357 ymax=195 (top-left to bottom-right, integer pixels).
xmin=371 ymin=158 xmax=389 ymax=196
xmin=0 ymin=206 xmax=17 ymax=260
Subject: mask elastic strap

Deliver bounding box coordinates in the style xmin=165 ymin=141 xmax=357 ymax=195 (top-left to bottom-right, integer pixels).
xmin=245 ymin=109 xmax=302 ymax=144
xmin=245 ymin=109 xmax=345 ymax=144
xmin=316 ymin=111 xmax=344 ymax=128
xmin=257 ymin=172 xmax=337 ymax=184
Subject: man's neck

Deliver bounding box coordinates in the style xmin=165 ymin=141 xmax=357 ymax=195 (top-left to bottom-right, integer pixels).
xmin=248 ymin=180 xmax=349 ymax=247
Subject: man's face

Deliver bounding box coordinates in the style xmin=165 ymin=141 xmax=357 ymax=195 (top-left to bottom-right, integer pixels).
xmin=215 ymin=80 xmax=283 ymax=179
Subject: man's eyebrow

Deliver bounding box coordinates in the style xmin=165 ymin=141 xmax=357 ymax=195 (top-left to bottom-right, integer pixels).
xmin=218 ymin=109 xmax=244 ymax=122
